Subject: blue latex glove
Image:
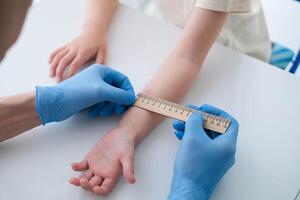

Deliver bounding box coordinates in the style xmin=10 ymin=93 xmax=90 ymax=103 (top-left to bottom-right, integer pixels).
xmin=35 ymin=64 xmax=135 ymax=125
xmin=168 ymin=104 xmax=239 ymax=200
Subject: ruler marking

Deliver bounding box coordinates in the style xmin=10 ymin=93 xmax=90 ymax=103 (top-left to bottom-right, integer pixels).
xmin=134 ymin=93 xmax=231 ymax=134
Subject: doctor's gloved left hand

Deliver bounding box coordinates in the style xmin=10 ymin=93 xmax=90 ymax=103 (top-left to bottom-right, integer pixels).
xmin=35 ymin=64 xmax=135 ymax=125
xmin=168 ymin=105 xmax=239 ymax=200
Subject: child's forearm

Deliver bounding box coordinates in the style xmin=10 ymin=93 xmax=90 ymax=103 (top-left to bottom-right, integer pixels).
xmin=82 ymin=0 xmax=118 ymax=34
xmin=117 ymin=57 xmax=200 ymax=144
xmin=117 ymin=8 xmax=227 ymax=144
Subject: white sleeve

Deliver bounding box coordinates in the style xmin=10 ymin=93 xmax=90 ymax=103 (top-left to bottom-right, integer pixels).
xmin=195 ymin=0 xmax=252 ymax=12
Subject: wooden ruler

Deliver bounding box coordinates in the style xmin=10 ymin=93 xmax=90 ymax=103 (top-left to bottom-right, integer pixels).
xmin=133 ymin=93 xmax=231 ymax=134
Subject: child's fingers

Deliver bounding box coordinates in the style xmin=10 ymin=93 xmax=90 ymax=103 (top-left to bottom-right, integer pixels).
xmin=66 ymin=54 xmax=87 ymax=78
xmin=93 ymin=178 xmax=117 ymax=196
xmin=49 ymin=45 xmax=66 ymax=64
xmin=49 ymin=49 xmax=69 ymax=77
xmin=81 ymin=170 xmax=93 ymax=180
xmin=69 ymin=177 xmax=81 ymax=186
xmin=55 ymin=52 xmax=76 ymax=82
xmin=121 ymin=154 xmax=135 ymax=184
xmin=80 ymin=178 xmax=91 ymax=191
xmin=79 ymin=170 xmax=94 ymax=191
xmin=95 ymin=49 xmax=106 ymax=64
xmin=89 ymin=176 xmax=103 ymax=188
xmin=71 ymin=160 xmax=88 ymax=171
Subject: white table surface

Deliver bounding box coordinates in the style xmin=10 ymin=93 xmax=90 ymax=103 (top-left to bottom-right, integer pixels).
xmin=1 ymin=0 xmax=300 ymax=199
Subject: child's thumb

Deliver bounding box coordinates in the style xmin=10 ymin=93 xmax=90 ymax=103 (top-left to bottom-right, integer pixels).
xmin=121 ymin=154 xmax=136 ymax=184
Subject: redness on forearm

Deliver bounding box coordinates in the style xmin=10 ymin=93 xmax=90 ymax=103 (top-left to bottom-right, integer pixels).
xmin=0 ymin=92 xmax=40 ymax=142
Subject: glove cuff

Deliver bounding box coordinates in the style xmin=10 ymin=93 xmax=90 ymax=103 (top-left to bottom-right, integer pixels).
xmin=35 ymin=86 xmax=64 ymax=125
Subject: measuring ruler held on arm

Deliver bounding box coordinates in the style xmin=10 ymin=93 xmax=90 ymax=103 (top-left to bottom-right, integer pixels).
xmin=133 ymin=93 xmax=231 ymax=134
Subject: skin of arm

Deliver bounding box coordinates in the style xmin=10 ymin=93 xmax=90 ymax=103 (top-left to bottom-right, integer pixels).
xmin=0 ymin=92 xmax=40 ymax=142
xmin=118 ymin=8 xmax=227 ymax=144
xmin=49 ymin=0 xmax=118 ymax=81
xmin=83 ymin=0 xmax=118 ymax=32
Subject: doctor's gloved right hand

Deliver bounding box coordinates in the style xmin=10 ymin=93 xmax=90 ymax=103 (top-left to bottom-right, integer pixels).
xmin=35 ymin=64 xmax=135 ymax=125
xmin=168 ymin=105 xmax=239 ymax=200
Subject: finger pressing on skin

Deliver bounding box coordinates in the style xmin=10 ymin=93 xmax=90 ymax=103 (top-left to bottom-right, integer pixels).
xmin=80 ymin=170 xmax=94 ymax=191
xmin=89 ymin=176 xmax=103 ymax=188
xmin=49 ymin=48 xmax=69 ymax=77
xmin=66 ymin=54 xmax=87 ymax=79
xmin=95 ymin=49 xmax=106 ymax=64
xmin=48 ymin=45 xmax=66 ymax=64
xmin=71 ymin=160 xmax=89 ymax=171
xmin=93 ymin=178 xmax=117 ymax=196
xmin=121 ymin=155 xmax=135 ymax=184
xmin=55 ymin=52 xmax=76 ymax=82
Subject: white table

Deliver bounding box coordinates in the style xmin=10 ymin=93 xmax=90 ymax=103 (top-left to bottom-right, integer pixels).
xmin=1 ymin=0 xmax=300 ymax=199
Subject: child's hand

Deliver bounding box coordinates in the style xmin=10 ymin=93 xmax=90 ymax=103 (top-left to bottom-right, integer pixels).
xmin=69 ymin=128 xmax=136 ymax=196
xmin=48 ymin=27 xmax=107 ymax=82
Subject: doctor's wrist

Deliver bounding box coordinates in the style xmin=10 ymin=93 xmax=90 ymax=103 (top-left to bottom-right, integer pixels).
xmin=35 ymin=86 xmax=65 ymax=125
xmin=168 ymin=179 xmax=211 ymax=200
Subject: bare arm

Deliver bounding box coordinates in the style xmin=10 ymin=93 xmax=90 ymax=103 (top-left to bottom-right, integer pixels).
xmin=118 ymin=8 xmax=227 ymax=144
xmin=82 ymin=0 xmax=118 ymax=33
xmin=0 ymin=92 xmax=40 ymax=142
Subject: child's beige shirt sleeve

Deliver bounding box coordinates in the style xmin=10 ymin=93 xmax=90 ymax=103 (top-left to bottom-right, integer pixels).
xmin=154 ymin=0 xmax=271 ymax=62
xmin=195 ymin=0 xmax=251 ymax=12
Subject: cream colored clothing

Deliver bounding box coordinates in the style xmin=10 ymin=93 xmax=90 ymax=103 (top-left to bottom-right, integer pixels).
xmin=154 ymin=0 xmax=271 ymax=62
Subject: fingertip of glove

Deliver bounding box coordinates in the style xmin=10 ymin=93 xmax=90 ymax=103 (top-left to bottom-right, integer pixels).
xmin=174 ymin=130 xmax=184 ymax=140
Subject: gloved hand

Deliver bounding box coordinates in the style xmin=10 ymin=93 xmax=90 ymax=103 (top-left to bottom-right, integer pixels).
xmin=168 ymin=104 xmax=239 ymax=200
xmin=35 ymin=64 xmax=135 ymax=125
